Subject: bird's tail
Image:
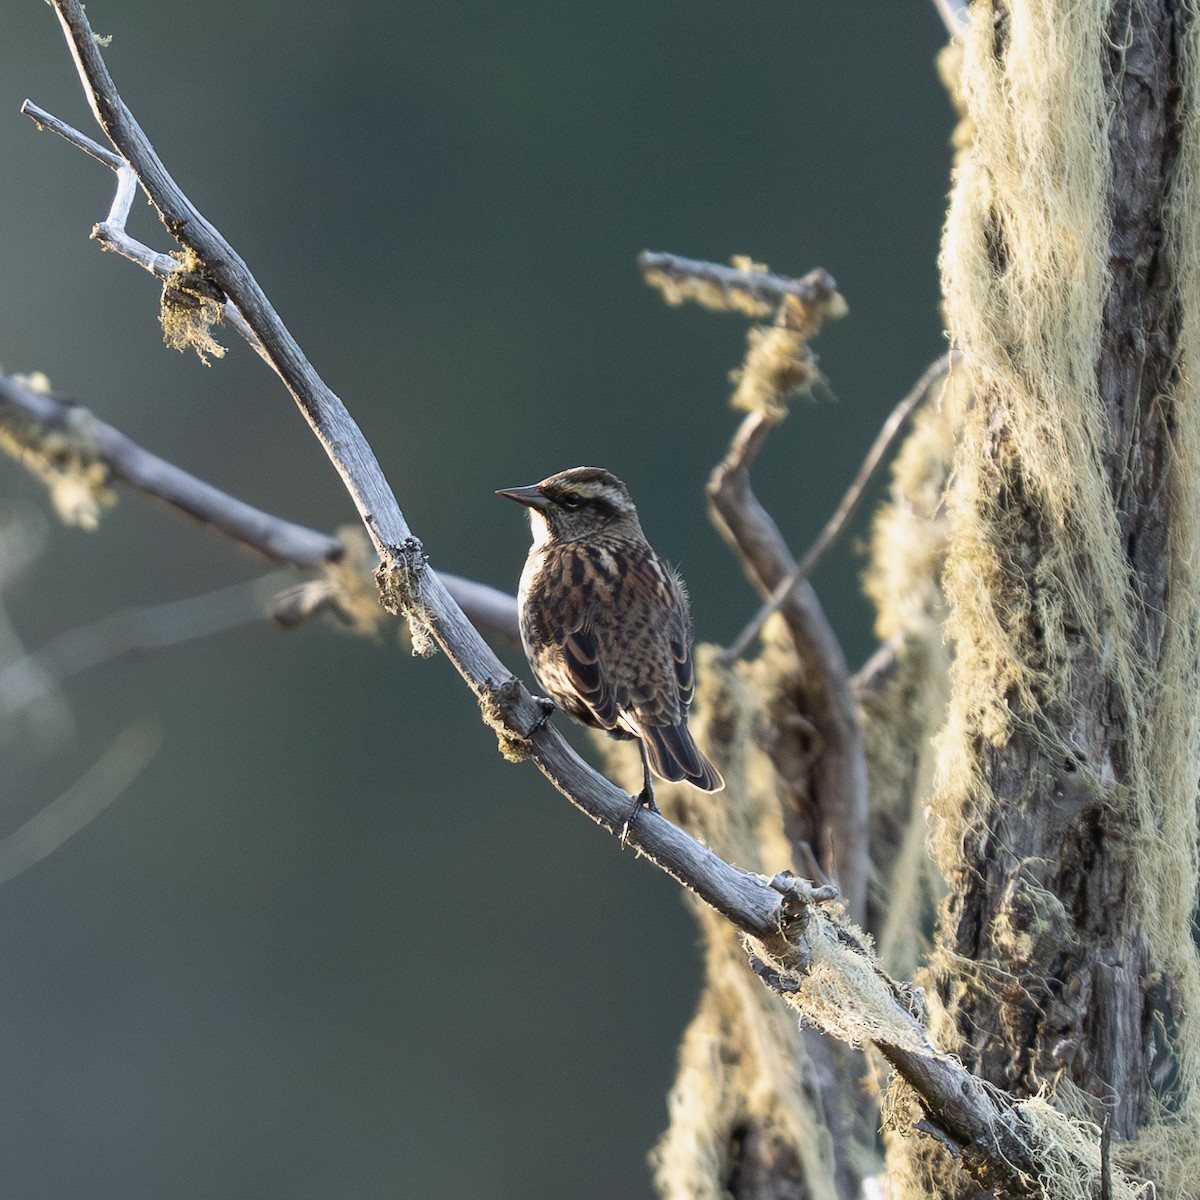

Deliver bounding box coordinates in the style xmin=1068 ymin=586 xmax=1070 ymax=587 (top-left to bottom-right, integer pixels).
xmin=642 ymin=723 xmax=724 ymax=793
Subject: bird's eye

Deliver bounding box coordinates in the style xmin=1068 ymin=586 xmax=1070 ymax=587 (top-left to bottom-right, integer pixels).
xmin=560 ymin=491 xmax=584 ymax=508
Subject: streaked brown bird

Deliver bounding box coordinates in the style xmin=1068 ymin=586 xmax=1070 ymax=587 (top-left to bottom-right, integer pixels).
xmin=498 ymin=466 xmax=724 ymax=830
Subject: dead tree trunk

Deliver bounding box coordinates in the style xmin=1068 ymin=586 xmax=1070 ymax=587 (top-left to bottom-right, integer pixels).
xmin=648 ymin=4 xmax=1200 ymax=1197
xmin=884 ymin=0 xmax=1200 ymax=1194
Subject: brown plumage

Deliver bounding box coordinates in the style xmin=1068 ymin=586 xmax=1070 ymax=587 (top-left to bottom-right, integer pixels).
xmin=497 ymin=466 xmax=724 ymax=822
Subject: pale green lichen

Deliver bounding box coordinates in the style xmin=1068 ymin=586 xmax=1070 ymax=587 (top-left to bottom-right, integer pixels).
xmin=0 ymin=375 xmax=115 ymax=530
xmin=160 ymin=249 xmax=227 ymax=364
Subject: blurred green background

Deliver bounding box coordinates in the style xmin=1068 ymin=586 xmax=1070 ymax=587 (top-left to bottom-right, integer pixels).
xmin=1 ymin=3 xmax=953 ymax=1197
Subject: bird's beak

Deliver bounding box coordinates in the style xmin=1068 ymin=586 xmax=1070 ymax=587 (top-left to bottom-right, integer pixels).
xmin=496 ymin=484 xmax=551 ymax=511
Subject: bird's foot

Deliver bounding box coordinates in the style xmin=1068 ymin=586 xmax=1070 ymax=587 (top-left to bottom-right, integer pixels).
xmin=619 ymin=782 xmax=659 ymax=848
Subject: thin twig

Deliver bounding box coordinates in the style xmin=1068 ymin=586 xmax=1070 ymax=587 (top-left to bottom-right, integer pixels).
xmin=20 ymin=100 xmax=269 ymax=361
xmin=849 ymin=640 xmax=900 ymax=702
xmin=0 ymin=564 xmax=509 ymax=715
xmin=0 ymin=574 xmax=292 ymax=718
xmin=0 ymin=372 xmax=521 ymax=642
xmin=0 ymin=510 xmax=75 ymax=747
xmin=0 ymin=723 xmax=159 ymax=886
xmin=639 ymin=250 xmax=839 ymax=315
xmin=0 ymin=506 xmax=49 ymax=592
xmin=719 ymin=353 xmax=958 ymax=665
xmin=20 ymin=99 xmax=123 ymax=168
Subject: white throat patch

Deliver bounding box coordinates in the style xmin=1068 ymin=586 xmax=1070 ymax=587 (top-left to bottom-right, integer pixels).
xmin=527 ymin=506 xmax=552 ymax=550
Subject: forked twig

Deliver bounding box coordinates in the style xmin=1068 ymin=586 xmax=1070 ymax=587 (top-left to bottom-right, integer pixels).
xmin=708 ymin=410 xmax=870 ymax=924
xmin=718 ymin=353 xmax=959 ymax=665
xmin=21 ymin=99 xmax=270 ymax=361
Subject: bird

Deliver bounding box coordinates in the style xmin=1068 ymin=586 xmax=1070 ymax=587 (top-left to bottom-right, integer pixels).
xmin=497 ymin=466 xmax=724 ymax=834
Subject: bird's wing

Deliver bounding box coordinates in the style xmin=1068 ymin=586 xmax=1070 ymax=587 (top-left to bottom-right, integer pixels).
xmin=599 ymin=550 xmax=694 ymax=731
xmin=666 ymin=574 xmax=696 ymax=711
xmin=557 ymin=624 xmax=621 ymax=728
xmin=529 ymin=544 xmax=694 ymax=736
xmin=528 ymin=546 xmax=623 ymax=731
xmin=611 ymin=562 xmax=724 ymax=789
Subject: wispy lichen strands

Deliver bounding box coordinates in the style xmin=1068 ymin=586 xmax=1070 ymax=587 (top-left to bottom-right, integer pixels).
xmin=924 ymin=0 xmax=1200 ymax=1191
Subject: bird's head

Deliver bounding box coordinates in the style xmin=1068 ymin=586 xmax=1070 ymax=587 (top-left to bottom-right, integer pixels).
xmin=497 ymin=466 xmax=643 ymax=547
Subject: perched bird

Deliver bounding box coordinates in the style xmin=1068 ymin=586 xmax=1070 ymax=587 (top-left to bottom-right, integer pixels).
xmin=497 ymin=466 xmax=724 ymax=830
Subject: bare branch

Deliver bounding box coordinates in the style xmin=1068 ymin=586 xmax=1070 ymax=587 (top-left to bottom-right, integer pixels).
xmin=0 ymin=505 xmax=50 ymax=591
xmin=20 ymin=98 xmax=122 ymax=168
xmin=0 ymin=574 xmax=292 ymax=719
xmin=850 ymin=640 xmax=900 ymax=701
xmin=0 ymin=508 xmax=75 ymax=748
xmin=20 ymin=100 xmax=269 ymax=361
xmin=435 ymin=575 xmax=520 ymax=643
xmin=0 ymin=373 xmax=340 ymax=567
xmin=757 ymin=874 xmax=1140 ymax=1200
xmin=720 ymin=353 xmax=959 ymax=665
xmin=872 ymin=1040 xmax=1088 ymax=1196
xmin=640 ymin=251 xmax=841 ymax=318
xmin=0 ymin=372 xmax=521 ymax=642
xmin=31 ymin=6 xmax=413 ymax=552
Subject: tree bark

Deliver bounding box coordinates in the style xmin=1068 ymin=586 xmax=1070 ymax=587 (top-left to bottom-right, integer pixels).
xmin=894 ymin=0 xmax=1200 ymax=1194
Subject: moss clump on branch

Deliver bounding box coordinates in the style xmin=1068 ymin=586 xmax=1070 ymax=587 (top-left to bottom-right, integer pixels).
xmin=0 ymin=372 xmax=116 ymax=529
xmin=160 ymin=248 xmax=227 ymax=364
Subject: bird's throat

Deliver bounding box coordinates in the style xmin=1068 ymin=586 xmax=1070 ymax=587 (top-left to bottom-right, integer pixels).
xmin=527 ymin=507 xmax=553 ymax=550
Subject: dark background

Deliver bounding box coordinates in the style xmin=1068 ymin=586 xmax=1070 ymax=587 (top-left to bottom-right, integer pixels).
xmin=1 ymin=4 xmax=953 ymax=1197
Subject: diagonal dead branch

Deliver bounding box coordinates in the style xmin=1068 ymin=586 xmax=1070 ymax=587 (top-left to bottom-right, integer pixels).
xmin=753 ymin=874 xmax=1141 ymax=1200
xmin=708 ymin=410 xmax=870 ymax=926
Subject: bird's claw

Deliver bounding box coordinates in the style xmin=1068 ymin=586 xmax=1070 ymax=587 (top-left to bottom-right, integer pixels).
xmin=619 ymin=782 xmax=659 ymax=848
